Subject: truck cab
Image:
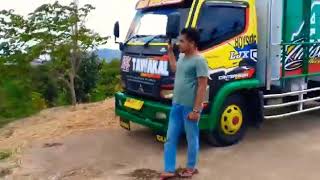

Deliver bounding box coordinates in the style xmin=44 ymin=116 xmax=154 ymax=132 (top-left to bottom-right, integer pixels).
xmin=115 ymin=0 xmax=320 ymax=146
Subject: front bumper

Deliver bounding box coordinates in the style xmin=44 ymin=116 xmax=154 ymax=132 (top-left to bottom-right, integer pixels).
xmin=115 ymin=92 xmax=170 ymax=132
xmin=114 ymin=92 xmax=210 ymax=132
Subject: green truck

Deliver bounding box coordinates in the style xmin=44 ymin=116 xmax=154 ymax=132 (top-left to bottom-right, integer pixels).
xmin=113 ymin=0 xmax=320 ymax=146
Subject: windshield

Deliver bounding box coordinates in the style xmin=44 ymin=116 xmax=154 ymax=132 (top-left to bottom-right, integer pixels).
xmin=135 ymin=14 xmax=168 ymax=36
xmin=127 ymin=8 xmax=189 ymax=44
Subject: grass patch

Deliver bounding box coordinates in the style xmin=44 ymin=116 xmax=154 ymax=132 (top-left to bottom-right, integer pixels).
xmin=0 ymin=118 xmax=15 ymax=128
xmin=0 ymin=151 xmax=11 ymax=161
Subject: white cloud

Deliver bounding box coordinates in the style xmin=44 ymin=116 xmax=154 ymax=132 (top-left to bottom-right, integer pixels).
xmin=1 ymin=0 xmax=138 ymax=49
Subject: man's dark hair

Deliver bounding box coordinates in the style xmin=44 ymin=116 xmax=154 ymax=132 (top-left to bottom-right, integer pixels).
xmin=181 ymin=28 xmax=200 ymax=47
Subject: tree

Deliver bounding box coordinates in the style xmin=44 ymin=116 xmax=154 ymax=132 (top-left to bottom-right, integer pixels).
xmin=0 ymin=9 xmax=33 ymax=74
xmin=75 ymin=53 xmax=101 ymax=102
xmin=90 ymin=59 xmax=121 ymax=101
xmin=0 ymin=10 xmax=37 ymax=119
xmin=0 ymin=9 xmax=38 ymax=89
xmin=0 ymin=2 xmax=117 ymax=123
xmin=30 ymin=64 xmax=59 ymax=107
xmin=27 ymin=1 xmax=109 ymax=105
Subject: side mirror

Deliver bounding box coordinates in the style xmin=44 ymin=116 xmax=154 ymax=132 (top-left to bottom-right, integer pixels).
xmin=166 ymin=13 xmax=180 ymax=39
xmin=113 ymin=21 xmax=120 ymax=43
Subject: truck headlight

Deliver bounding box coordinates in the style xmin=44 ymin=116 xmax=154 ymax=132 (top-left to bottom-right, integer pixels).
xmin=160 ymin=89 xmax=173 ymax=99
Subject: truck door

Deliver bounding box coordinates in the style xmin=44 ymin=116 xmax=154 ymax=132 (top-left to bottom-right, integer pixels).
xmin=191 ymin=1 xmax=258 ymax=81
xmin=190 ymin=0 xmax=258 ymax=99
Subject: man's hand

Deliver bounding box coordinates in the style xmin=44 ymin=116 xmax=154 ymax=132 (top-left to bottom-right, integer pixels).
xmin=167 ymin=40 xmax=177 ymax=72
xmin=167 ymin=41 xmax=174 ymax=53
xmin=188 ymin=111 xmax=200 ymax=121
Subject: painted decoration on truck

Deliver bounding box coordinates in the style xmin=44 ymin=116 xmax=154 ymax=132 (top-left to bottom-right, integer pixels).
xmin=282 ymin=0 xmax=320 ymax=76
xmin=121 ymin=55 xmax=169 ymax=79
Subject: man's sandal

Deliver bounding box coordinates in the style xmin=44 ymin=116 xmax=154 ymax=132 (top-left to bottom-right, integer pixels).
xmin=159 ymin=172 xmax=177 ymax=180
xmin=179 ymin=168 xmax=199 ymax=178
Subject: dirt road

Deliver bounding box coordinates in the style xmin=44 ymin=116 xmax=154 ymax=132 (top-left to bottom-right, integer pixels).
xmin=1 ymin=99 xmax=320 ymax=180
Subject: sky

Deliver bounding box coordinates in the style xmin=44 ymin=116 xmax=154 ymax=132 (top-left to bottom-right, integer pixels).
xmin=2 ymin=0 xmax=139 ymax=49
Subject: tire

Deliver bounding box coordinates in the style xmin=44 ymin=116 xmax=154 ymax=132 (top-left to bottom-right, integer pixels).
xmin=206 ymin=94 xmax=248 ymax=147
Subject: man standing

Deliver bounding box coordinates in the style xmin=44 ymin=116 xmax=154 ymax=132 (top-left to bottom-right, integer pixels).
xmin=160 ymin=28 xmax=208 ymax=179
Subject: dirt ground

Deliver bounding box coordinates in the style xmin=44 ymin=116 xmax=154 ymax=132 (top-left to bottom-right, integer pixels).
xmin=1 ymin=98 xmax=320 ymax=180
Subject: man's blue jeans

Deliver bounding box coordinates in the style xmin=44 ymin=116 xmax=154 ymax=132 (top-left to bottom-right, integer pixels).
xmin=164 ymin=103 xmax=200 ymax=173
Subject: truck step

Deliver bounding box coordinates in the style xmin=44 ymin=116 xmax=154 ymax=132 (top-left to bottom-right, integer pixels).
xmin=263 ymin=87 xmax=320 ymax=119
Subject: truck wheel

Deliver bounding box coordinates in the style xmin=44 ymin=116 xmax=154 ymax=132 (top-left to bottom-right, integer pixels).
xmin=206 ymin=94 xmax=248 ymax=147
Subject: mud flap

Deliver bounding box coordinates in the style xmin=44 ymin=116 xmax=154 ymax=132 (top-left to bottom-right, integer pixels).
xmin=155 ymin=133 xmax=167 ymax=143
xmin=246 ymin=90 xmax=264 ymax=128
xmin=120 ymin=118 xmax=131 ymax=131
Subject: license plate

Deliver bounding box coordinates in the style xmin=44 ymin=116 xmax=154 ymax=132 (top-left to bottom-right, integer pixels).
xmin=124 ymin=98 xmax=144 ymax=110
xmin=120 ymin=118 xmax=130 ymax=131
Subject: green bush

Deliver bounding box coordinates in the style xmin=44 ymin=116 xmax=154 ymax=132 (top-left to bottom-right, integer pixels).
xmin=75 ymin=53 xmax=101 ymax=103
xmin=0 ymin=150 xmax=11 ymax=161
xmin=90 ymin=84 xmax=108 ymax=102
xmin=54 ymin=89 xmax=70 ymax=106
xmin=30 ymin=65 xmax=59 ymax=107
xmin=94 ymin=59 xmax=121 ymax=97
xmin=0 ymin=56 xmax=121 ymax=126
xmin=31 ymin=92 xmax=47 ymax=111
xmin=0 ymin=79 xmax=34 ymax=118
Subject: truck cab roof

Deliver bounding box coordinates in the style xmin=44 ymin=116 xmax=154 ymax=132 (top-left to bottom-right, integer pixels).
xmin=136 ymin=0 xmax=251 ymax=10
xmin=136 ymin=0 xmax=192 ymax=10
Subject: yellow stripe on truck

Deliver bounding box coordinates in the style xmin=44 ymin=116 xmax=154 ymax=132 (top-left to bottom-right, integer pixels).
xmin=127 ymin=42 xmax=168 ymax=46
xmin=185 ymin=0 xmax=198 ymax=27
xmin=191 ymin=0 xmax=205 ymax=27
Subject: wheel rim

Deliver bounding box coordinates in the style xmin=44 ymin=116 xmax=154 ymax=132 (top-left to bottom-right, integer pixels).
xmin=221 ymin=105 xmax=243 ymax=135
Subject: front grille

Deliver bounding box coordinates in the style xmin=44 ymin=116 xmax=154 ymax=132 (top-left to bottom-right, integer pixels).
xmin=127 ymin=80 xmax=154 ymax=95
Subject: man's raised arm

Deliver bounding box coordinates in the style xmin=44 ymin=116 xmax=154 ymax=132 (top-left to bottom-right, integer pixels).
xmin=167 ymin=43 xmax=177 ymax=73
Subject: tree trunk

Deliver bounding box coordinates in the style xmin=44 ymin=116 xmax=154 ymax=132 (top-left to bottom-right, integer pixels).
xmin=68 ymin=73 xmax=77 ymax=106
xmin=70 ymin=2 xmax=79 ymax=106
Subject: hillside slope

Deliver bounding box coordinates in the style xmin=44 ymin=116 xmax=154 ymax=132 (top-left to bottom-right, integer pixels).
xmin=0 ymin=98 xmax=119 ymax=150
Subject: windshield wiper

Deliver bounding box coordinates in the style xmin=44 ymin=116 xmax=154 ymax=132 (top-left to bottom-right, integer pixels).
xmin=123 ymin=35 xmax=146 ymax=46
xmin=143 ymin=35 xmax=167 ymax=47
